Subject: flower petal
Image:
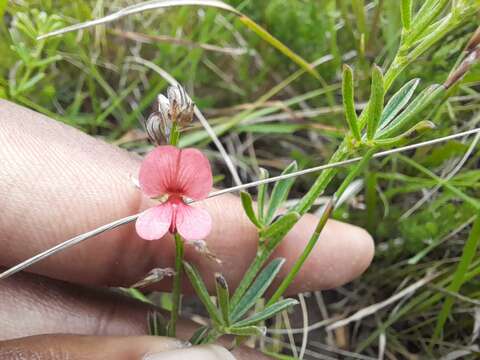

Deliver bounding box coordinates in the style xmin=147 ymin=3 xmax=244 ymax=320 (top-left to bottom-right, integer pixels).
xmin=175 ymin=203 xmax=212 ymax=241
xmin=138 ymin=145 xmax=180 ymax=197
xmin=176 ymin=148 xmax=212 ymax=200
xmin=135 ymin=203 xmax=173 ymax=240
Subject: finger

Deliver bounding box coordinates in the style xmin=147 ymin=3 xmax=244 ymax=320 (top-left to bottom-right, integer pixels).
xmin=0 ymin=271 xmax=270 ymax=360
xmin=0 ymin=100 xmax=374 ymax=293
xmin=0 ymin=335 xmax=236 ymax=360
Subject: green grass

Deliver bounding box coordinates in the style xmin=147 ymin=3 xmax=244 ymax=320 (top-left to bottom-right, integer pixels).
xmin=1 ymin=0 xmax=480 ymax=358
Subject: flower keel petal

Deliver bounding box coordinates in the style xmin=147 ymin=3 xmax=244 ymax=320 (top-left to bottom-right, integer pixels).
xmin=175 ymin=203 xmax=212 ymax=241
xmin=135 ymin=203 xmax=173 ymax=240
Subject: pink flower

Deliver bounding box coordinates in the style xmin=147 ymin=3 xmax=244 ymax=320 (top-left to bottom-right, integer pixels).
xmin=135 ymin=145 xmax=213 ymax=241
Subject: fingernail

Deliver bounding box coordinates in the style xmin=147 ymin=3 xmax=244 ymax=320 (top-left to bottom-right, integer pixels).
xmin=143 ymin=344 xmax=236 ymax=360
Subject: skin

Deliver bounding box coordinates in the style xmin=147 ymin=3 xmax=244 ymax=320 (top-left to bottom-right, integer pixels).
xmin=0 ymin=100 xmax=374 ymax=359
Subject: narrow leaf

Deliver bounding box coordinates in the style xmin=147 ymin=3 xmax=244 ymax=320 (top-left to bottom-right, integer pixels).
xmin=401 ymin=0 xmax=412 ymax=30
xmin=379 ymin=78 xmax=420 ymax=131
xmin=241 ymin=191 xmax=263 ymax=228
xmin=260 ymin=212 xmax=300 ymax=241
xmin=366 ymin=65 xmax=385 ymax=140
xmin=183 ymin=261 xmax=223 ymax=325
xmin=231 ymin=258 xmax=285 ymax=322
xmin=377 ymin=84 xmax=444 ymax=139
xmin=257 ymin=168 xmax=269 ymax=223
xmin=265 ymin=161 xmax=298 ymax=224
xmin=375 ymin=120 xmax=435 ymax=146
xmin=238 ymin=16 xmax=320 ymax=80
xmin=226 ymin=325 xmax=266 ymax=337
xmin=189 ymin=325 xmax=210 ymax=345
xmin=433 ymin=212 xmax=480 ymax=342
xmin=215 ymin=273 xmax=230 ymax=326
xmin=233 ymin=298 xmax=299 ymax=328
xmin=342 ymin=64 xmax=361 ymax=140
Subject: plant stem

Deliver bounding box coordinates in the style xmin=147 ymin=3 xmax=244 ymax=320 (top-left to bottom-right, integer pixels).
xmin=267 ymin=148 xmax=376 ymax=306
xmin=433 ymin=212 xmax=480 ymax=346
xmin=168 ymin=232 xmax=184 ymax=337
xmin=267 ymin=200 xmax=333 ymax=307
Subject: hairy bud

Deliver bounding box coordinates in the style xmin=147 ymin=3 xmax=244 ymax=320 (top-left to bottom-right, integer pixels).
xmin=142 ymin=84 xmax=195 ymax=145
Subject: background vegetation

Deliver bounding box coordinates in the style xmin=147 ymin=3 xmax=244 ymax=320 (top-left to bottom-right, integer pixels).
xmin=1 ymin=0 xmax=480 ymax=358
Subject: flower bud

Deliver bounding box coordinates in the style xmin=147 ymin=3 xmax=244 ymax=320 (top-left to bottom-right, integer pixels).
xmin=132 ymin=267 xmax=176 ymax=288
xmin=142 ymin=84 xmax=195 ymax=145
xmin=167 ymin=84 xmax=195 ymax=126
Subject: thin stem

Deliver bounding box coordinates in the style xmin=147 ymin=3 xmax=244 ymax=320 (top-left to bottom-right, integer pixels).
xmin=168 ymin=232 xmax=184 ymax=337
xmin=267 ymin=148 xmax=376 ymax=306
xmin=267 ymin=200 xmax=333 ymax=307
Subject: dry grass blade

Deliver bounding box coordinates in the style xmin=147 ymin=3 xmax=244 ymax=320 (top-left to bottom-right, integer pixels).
xmin=36 ymin=0 xmax=318 ymax=78
xmin=326 ymin=272 xmax=438 ymax=331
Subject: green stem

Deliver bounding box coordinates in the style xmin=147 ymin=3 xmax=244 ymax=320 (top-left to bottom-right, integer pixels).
xmin=268 ymin=148 xmax=376 ymax=306
xmin=170 ymin=122 xmax=180 ymax=146
xmin=267 ymin=201 xmax=333 ymax=307
xmin=168 ymin=233 xmax=184 ymax=337
xmin=432 ymin=213 xmax=480 ymax=344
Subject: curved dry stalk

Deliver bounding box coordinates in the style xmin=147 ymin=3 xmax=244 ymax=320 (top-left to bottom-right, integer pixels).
xmin=1 ymin=127 xmax=480 ymax=281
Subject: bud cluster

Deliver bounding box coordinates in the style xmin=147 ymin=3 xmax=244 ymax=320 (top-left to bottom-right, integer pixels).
xmin=143 ymin=84 xmax=195 ymax=145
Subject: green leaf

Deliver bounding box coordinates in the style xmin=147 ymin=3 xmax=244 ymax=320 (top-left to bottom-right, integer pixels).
xmin=147 ymin=310 xmax=168 ymax=336
xmin=241 ymin=191 xmax=263 ymax=228
xmin=374 ymin=120 xmax=435 ymax=146
xmin=226 ymin=325 xmax=266 ymax=337
xmin=233 ymin=298 xmax=298 ymax=328
xmin=16 ymin=72 xmax=45 ymax=94
xmin=215 ymin=273 xmax=230 ymax=326
xmin=230 ymin=258 xmax=285 ymax=322
xmin=265 ymin=161 xmax=298 ymax=224
xmin=366 ymin=65 xmax=385 ymax=140
xmin=401 ymin=0 xmax=412 ymax=30
xmin=379 ymin=78 xmax=420 ymax=131
xmin=257 ymin=168 xmax=269 ymax=223
xmin=238 ymin=16 xmax=319 ymax=80
xmin=342 ymin=64 xmax=361 ymax=140
xmin=189 ymin=325 xmax=210 ymax=345
xmin=433 ymin=212 xmax=480 ymax=342
xmin=376 ymin=84 xmax=444 ymax=139
xmin=260 ymin=212 xmax=301 ymax=241
xmin=183 ymin=261 xmax=223 ymax=326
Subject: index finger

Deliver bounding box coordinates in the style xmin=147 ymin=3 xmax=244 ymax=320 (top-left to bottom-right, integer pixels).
xmin=0 ymin=100 xmax=374 ymax=293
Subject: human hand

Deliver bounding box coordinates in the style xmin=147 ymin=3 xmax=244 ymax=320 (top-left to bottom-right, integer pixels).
xmin=0 ymin=100 xmax=374 ymax=359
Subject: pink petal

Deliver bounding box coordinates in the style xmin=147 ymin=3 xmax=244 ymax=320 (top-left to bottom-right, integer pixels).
xmin=176 ymin=148 xmax=212 ymax=200
xmin=139 ymin=145 xmax=180 ymax=198
xmin=175 ymin=203 xmax=212 ymax=241
xmin=135 ymin=203 xmax=173 ymax=240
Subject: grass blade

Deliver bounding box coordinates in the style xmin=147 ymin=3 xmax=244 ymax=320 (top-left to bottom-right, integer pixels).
xmin=37 ymin=0 xmax=317 ymax=78
xmin=432 ymin=212 xmax=480 ymax=344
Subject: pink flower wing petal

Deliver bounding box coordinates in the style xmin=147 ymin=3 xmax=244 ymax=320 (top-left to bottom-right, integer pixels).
xmin=175 ymin=203 xmax=212 ymax=241
xmin=139 ymin=145 xmax=180 ymax=198
xmin=177 ymin=148 xmax=212 ymax=200
xmin=135 ymin=203 xmax=173 ymax=240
